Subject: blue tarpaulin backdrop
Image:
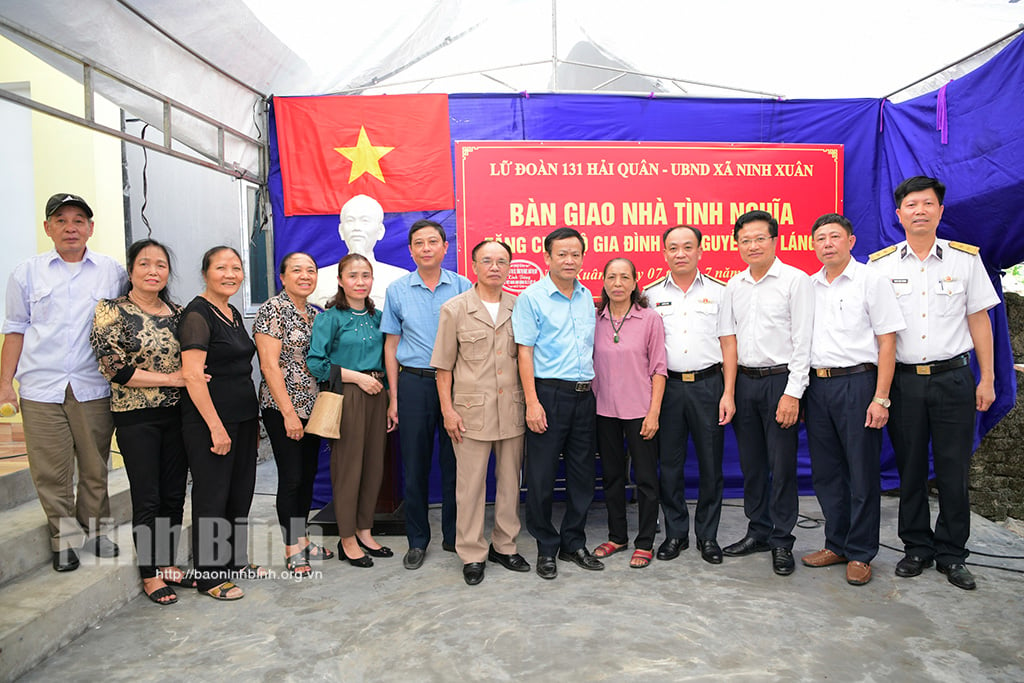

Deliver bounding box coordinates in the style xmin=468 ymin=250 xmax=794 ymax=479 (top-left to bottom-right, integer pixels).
xmin=268 ymin=33 xmax=1024 ymax=506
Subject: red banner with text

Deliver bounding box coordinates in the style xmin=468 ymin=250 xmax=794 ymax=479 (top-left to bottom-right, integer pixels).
xmin=455 ymin=141 xmax=843 ymax=297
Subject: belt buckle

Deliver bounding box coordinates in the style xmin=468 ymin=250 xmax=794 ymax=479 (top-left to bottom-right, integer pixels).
xmin=815 ymin=368 xmax=830 ymax=378
xmin=681 ymin=372 xmax=695 ymax=382
xmin=574 ymin=381 xmax=590 ymax=392
xmin=916 ymin=365 xmax=931 ymax=376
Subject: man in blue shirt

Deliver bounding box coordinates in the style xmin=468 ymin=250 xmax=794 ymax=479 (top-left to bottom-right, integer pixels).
xmin=513 ymin=227 xmax=602 ymax=579
xmin=1 ymin=193 xmax=127 ymax=572
xmin=382 ymin=220 xmax=471 ymax=570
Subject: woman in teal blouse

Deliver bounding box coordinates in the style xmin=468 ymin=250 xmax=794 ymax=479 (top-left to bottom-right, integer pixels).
xmin=307 ymin=254 xmax=395 ymax=567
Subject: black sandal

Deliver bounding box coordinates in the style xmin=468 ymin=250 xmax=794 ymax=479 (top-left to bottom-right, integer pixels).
xmin=160 ymin=567 xmax=197 ymax=588
xmin=145 ymin=585 xmax=178 ymax=606
xmin=235 ymin=563 xmax=271 ymax=579
xmin=304 ymin=542 xmax=334 ymax=561
xmin=286 ymin=551 xmax=312 ymax=576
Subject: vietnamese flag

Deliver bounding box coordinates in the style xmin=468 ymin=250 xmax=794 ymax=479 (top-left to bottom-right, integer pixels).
xmin=274 ymin=94 xmax=454 ymax=216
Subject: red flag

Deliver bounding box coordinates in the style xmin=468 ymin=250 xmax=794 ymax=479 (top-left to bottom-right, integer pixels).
xmin=274 ymin=94 xmax=454 ymax=216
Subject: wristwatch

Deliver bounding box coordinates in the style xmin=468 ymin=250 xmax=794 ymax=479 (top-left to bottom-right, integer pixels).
xmin=872 ymin=397 xmax=891 ymax=408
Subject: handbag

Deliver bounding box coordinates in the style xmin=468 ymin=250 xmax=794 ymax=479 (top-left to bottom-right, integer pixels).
xmin=306 ymin=365 xmax=343 ymax=439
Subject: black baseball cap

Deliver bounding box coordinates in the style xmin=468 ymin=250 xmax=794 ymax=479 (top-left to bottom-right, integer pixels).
xmin=45 ymin=193 xmax=93 ymax=219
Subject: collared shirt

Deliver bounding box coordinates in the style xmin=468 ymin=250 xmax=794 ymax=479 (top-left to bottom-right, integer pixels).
xmin=3 ymin=248 xmax=127 ymax=403
xmin=512 ymin=274 xmax=595 ymax=381
xmin=307 ymin=307 xmax=385 ymax=382
xmin=380 ymin=268 xmax=471 ymax=367
xmin=431 ymin=286 xmax=524 ymax=440
xmin=592 ymin=304 xmax=667 ymax=420
xmin=253 ymin=292 xmax=319 ymax=419
xmin=646 ymin=273 xmax=728 ymax=372
xmin=722 ymin=257 xmax=813 ymax=398
xmin=810 ymin=259 xmax=906 ymax=367
xmin=868 ymin=238 xmax=1000 ymax=364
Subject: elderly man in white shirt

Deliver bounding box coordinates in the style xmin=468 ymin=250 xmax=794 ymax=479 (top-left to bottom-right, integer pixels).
xmin=1 ymin=193 xmax=127 ymax=572
xmin=720 ymin=209 xmax=813 ymax=577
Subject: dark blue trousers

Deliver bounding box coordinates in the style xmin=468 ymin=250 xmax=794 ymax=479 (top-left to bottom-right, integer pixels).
xmin=732 ymin=373 xmax=798 ymax=549
xmin=524 ymin=381 xmax=596 ymax=557
xmin=658 ymin=373 xmax=725 ymax=542
xmin=805 ymin=371 xmax=881 ymax=563
xmin=398 ymin=371 xmax=456 ymax=550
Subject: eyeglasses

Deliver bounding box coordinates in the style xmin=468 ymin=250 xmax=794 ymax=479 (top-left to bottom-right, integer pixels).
xmin=475 ymin=258 xmax=510 ymax=268
xmin=738 ymin=236 xmax=773 ymax=247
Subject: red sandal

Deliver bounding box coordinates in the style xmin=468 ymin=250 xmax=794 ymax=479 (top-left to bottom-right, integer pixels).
xmin=629 ymin=549 xmax=653 ymax=568
xmin=594 ymin=541 xmax=628 ymax=558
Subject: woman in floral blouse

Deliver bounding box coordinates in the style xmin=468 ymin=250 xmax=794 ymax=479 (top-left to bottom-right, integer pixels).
xmin=90 ymin=238 xmax=194 ymax=606
xmin=254 ymin=252 xmax=331 ymax=576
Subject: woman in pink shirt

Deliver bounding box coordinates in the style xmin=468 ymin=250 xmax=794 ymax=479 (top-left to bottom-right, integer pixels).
xmin=591 ymin=258 xmax=667 ymax=568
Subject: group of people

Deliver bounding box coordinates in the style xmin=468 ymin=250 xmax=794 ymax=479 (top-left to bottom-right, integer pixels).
xmin=0 ymin=174 xmax=997 ymax=608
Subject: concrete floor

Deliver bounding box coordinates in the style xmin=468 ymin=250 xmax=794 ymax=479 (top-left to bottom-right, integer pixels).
xmin=21 ymin=461 xmax=1024 ymax=683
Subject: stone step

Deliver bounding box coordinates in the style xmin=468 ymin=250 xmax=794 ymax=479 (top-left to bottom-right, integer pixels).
xmin=0 ymin=522 xmax=141 ymax=682
xmin=0 ymin=466 xmax=36 ymax=512
xmin=0 ymin=468 xmax=132 ymax=588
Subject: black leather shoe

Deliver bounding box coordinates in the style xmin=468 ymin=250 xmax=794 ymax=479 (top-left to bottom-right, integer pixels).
xmin=536 ymin=555 xmax=557 ymax=580
xmin=722 ymin=537 xmax=771 ymax=557
xmin=337 ymin=541 xmax=373 ymax=567
xmin=697 ymin=539 xmax=723 ymax=564
xmin=442 ymin=542 xmax=456 ymax=553
xmin=83 ymin=535 xmax=119 ymax=558
xmin=403 ymin=547 xmax=426 ymax=570
xmin=463 ymin=562 xmax=485 ymax=585
xmin=772 ymin=547 xmax=795 ymax=576
xmin=488 ymin=545 xmax=531 ymax=572
xmin=557 ymin=548 xmax=605 ymax=571
xmin=357 ymin=538 xmax=394 ymax=558
xmin=937 ymin=563 xmax=976 ymax=590
xmin=656 ymin=537 xmax=688 ymax=561
xmin=894 ymin=554 xmax=933 ymax=578
xmin=53 ymin=548 xmax=80 ymax=572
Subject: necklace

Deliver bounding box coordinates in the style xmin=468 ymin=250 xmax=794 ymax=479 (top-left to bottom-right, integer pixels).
xmin=128 ymin=291 xmax=167 ymax=316
xmin=609 ymin=303 xmax=632 ymax=343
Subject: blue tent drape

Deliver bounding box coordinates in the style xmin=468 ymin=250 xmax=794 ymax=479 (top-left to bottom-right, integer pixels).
xmin=269 ymin=32 xmax=1023 ymax=505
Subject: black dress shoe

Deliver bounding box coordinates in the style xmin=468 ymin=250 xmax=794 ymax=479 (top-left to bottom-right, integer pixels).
xmin=656 ymin=537 xmax=688 ymax=561
xmin=52 ymin=548 xmax=80 ymax=572
xmin=83 ymin=535 xmax=119 ymax=558
xmin=894 ymin=554 xmax=933 ymax=578
xmin=536 ymin=555 xmax=557 ymax=580
xmin=488 ymin=545 xmax=531 ymax=572
xmin=337 ymin=542 xmax=373 ymax=567
xmin=403 ymin=547 xmax=426 ymax=570
xmin=557 ymin=548 xmax=605 ymax=571
xmin=357 ymin=538 xmax=394 ymax=558
xmin=772 ymin=547 xmax=795 ymax=576
xmin=722 ymin=537 xmax=771 ymax=557
xmin=937 ymin=562 xmax=976 ymax=590
xmin=442 ymin=542 xmax=456 ymax=553
xmin=463 ymin=562 xmax=485 ymax=585
xmin=697 ymin=539 xmax=723 ymax=565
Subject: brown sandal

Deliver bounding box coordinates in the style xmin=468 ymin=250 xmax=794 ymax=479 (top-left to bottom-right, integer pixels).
xmin=204 ymin=581 xmax=244 ymax=601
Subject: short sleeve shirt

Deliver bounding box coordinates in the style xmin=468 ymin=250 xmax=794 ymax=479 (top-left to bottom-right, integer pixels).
xmin=253 ymin=292 xmax=319 ymax=419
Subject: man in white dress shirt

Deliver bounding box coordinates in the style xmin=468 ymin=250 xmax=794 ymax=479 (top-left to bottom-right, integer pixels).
xmin=646 ymin=226 xmax=736 ymax=565
xmin=869 ymin=176 xmax=999 ymax=591
xmin=720 ymin=210 xmax=813 ymax=576
xmin=801 ymin=213 xmax=905 ymax=586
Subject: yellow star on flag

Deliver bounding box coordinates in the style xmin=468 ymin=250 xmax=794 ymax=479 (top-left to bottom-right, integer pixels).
xmin=334 ymin=126 xmax=394 ymax=184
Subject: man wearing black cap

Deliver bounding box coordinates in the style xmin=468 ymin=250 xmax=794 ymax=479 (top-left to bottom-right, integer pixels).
xmin=1 ymin=194 xmax=127 ymax=571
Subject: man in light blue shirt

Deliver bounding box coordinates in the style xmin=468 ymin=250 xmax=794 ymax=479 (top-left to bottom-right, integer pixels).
xmin=382 ymin=219 xmax=471 ymax=570
xmin=513 ymin=227 xmax=602 ymax=579
xmin=1 ymin=193 xmax=127 ymax=572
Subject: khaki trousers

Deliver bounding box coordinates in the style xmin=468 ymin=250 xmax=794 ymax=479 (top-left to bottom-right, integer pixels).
xmin=454 ymin=434 xmax=524 ymax=563
xmin=330 ymin=384 xmax=388 ymax=537
xmin=21 ymin=385 xmax=114 ymax=551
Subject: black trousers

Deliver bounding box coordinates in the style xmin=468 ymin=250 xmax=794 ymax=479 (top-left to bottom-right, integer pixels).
xmin=183 ymin=417 xmax=259 ymax=591
xmin=262 ymin=408 xmax=321 ymax=546
xmin=596 ymin=416 xmax=659 ymax=550
xmin=732 ymin=373 xmax=799 ymax=549
xmin=398 ymin=371 xmax=457 ymax=550
xmin=114 ymin=407 xmax=188 ymax=579
xmin=524 ymin=381 xmax=596 ymax=557
xmin=888 ymin=364 xmax=976 ymax=564
xmin=658 ymin=373 xmax=725 ymax=542
xmin=805 ymin=371 xmax=881 ymax=563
